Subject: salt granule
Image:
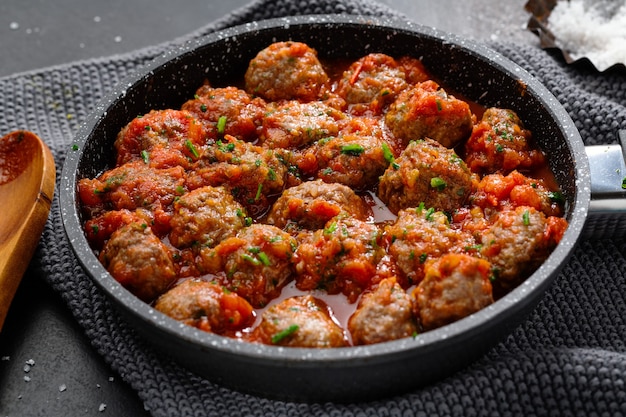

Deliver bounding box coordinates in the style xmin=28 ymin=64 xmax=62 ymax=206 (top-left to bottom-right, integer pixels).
xmin=549 ymin=0 xmax=626 ymax=70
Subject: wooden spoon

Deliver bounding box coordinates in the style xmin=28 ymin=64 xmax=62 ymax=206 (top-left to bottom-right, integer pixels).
xmin=0 ymin=130 xmax=56 ymax=331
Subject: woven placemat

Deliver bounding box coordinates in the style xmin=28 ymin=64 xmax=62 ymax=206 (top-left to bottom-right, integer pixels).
xmin=1 ymin=0 xmax=626 ymax=416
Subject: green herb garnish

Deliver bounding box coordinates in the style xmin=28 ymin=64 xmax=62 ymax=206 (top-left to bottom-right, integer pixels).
xmin=430 ymin=177 xmax=447 ymax=191
xmin=271 ymin=324 xmax=299 ymax=344
xmin=340 ymin=143 xmax=365 ymax=156
xmin=217 ymin=115 xmax=227 ymax=134
xmin=257 ymin=251 xmax=271 ymax=266
xmin=381 ymin=142 xmax=395 ymax=165
xmin=185 ymin=140 xmax=199 ymax=158
xmin=548 ymin=191 xmax=565 ymax=203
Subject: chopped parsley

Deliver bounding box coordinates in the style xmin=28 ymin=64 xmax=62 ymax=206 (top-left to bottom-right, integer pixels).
xmin=340 ymin=143 xmax=365 ymax=156
xmin=381 ymin=142 xmax=399 ymax=169
xmin=254 ymin=183 xmax=263 ymax=201
xmin=548 ymin=191 xmax=565 ymax=203
xmin=425 ymin=207 xmax=436 ymax=221
xmin=217 ymin=115 xmax=227 ymax=134
xmin=140 ymin=150 xmax=150 ymax=164
xmin=324 ymin=221 xmax=338 ymax=235
xmin=271 ymin=324 xmax=299 ymax=344
xmin=430 ymin=177 xmax=447 ymax=191
xmin=185 ymin=140 xmax=200 ymax=158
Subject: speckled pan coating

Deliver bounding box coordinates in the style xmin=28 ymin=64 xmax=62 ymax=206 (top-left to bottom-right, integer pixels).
xmin=59 ymin=15 xmax=589 ymax=402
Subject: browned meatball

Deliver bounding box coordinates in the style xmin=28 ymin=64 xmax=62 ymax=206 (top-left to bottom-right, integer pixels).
xmin=181 ymin=85 xmax=266 ymax=142
xmin=464 ymin=108 xmax=546 ymax=175
xmin=114 ymin=109 xmax=207 ymax=169
xmin=80 ymin=161 xmax=186 ymax=212
xmin=299 ymin=117 xmax=391 ymax=191
xmin=377 ymin=138 xmax=472 ymax=214
xmin=294 ymin=216 xmax=385 ymax=302
xmin=78 ymin=161 xmax=186 ymax=234
xmin=385 ymin=80 xmax=473 ymax=148
xmin=413 ymin=253 xmax=494 ymax=331
xmin=244 ymin=41 xmax=329 ymax=102
xmin=186 ymin=136 xmax=287 ymax=217
xmin=99 ymin=222 xmax=177 ymax=302
xmin=336 ymin=53 xmax=408 ymax=114
xmin=199 ymin=224 xmax=297 ymax=308
xmin=348 ymin=277 xmax=418 ymax=345
xmin=479 ymin=206 xmax=554 ymax=287
xmin=259 ymin=100 xmax=345 ymax=150
xmin=252 ymin=295 xmax=347 ymax=347
xmin=266 ymin=179 xmax=370 ymax=232
xmin=384 ymin=206 xmax=476 ymax=287
xmin=168 ymin=186 xmax=248 ymax=249
xmin=154 ymin=278 xmax=255 ymax=334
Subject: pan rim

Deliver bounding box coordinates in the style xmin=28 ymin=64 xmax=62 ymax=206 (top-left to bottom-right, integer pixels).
xmin=59 ymin=13 xmax=589 ymax=366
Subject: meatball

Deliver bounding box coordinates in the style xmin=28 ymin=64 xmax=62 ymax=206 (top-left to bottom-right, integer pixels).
xmin=78 ymin=161 xmax=185 ymax=212
xmin=471 ymin=170 xmax=564 ymax=218
xmin=348 ymin=277 xmax=418 ymax=345
xmin=181 ymin=85 xmax=266 ymax=142
xmin=114 ymin=109 xmax=207 ymax=169
xmin=294 ymin=216 xmax=385 ymax=302
xmin=259 ymin=100 xmax=345 ymax=150
xmin=464 ymin=107 xmax=546 ymax=175
xmin=299 ymin=117 xmax=392 ymax=191
xmin=168 ymin=186 xmax=248 ymax=249
xmin=384 ymin=206 xmax=476 ymax=287
xmin=377 ymin=138 xmax=472 ymax=214
xmin=99 ymin=222 xmax=177 ymax=302
xmin=266 ymin=179 xmax=370 ymax=232
xmin=77 ymin=161 xmax=186 ymax=232
xmin=336 ymin=53 xmax=408 ymax=114
xmin=154 ymin=278 xmax=254 ymax=334
xmin=186 ymin=136 xmax=287 ymax=217
xmin=413 ymin=253 xmax=494 ymax=331
xmin=244 ymin=41 xmax=329 ymax=102
xmin=199 ymin=224 xmax=297 ymax=308
xmin=385 ymin=80 xmax=473 ymax=148
xmin=479 ymin=206 xmax=555 ymax=287
xmin=253 ymin=295 xmax=347 ymax=347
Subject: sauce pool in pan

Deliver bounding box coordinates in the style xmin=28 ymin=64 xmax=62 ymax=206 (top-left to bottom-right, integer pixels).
xmin=77 ymin=41 xmax=568 ymax=348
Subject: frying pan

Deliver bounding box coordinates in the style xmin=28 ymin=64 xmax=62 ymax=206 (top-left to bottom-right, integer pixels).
xmin=60 ymin=14 xmax=618 ymax=402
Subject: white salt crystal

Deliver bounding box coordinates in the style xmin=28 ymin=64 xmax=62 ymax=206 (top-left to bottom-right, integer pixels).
xmin=549 ymin=0 xmax=626 ymax=70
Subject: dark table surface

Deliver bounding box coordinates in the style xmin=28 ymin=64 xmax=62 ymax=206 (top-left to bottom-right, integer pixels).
xmin=0 ymin=1 xmax=534 ymax=415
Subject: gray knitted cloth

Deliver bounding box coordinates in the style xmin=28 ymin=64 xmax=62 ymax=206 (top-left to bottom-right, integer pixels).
xmin=2 ymin=0 xmax=626 ymax=416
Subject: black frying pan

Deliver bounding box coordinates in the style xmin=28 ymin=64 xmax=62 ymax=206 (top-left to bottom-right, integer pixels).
xmin=60 ymin=15 xmax=592 ymax=402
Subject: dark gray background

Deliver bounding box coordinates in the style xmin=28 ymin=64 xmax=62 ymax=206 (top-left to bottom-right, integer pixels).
xmin=0 ymin=1 xmax=533 ymax=416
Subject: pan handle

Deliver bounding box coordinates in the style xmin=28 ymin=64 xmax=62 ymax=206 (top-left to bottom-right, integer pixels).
xmin=583 ymin=130 xmax=626 ymax=238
